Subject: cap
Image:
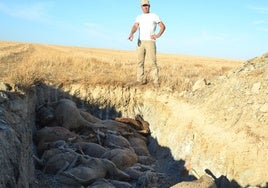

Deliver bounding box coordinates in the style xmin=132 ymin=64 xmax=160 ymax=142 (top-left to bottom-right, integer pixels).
xmin=141 ymin=0 xmax=150 ymax=5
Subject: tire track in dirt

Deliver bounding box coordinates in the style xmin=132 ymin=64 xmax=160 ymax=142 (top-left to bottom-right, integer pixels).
xmin=0 ymin=43 xmax=35 ymax=78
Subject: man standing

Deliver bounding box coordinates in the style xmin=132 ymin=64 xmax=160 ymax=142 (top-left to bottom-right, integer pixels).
xmin=128 ymin=0 xmax=166 ymax=87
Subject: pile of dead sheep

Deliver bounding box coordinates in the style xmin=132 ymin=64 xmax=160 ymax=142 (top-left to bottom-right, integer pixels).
xmin=33 ymin=98 xmax=168 ymax=188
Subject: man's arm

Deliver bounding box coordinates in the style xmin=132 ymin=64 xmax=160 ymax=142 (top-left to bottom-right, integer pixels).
xmin=157 ymin=22 xmax=166 ymax=38
xmin=151 ymin=21 xmax=166 ymax=40
xmin=128 ymin=23 xmax=139 ymax=41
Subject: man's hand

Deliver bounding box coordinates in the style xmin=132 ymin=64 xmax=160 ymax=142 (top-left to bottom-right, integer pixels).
xmin=128 ymin=34 xmax=134 ymax=41
xmin=150 ymin=34 xmax=158 ymax=40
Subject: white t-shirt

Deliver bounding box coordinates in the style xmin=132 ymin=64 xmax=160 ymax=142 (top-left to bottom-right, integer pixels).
xmin=135 ymin=13 xmax=161 ymax=41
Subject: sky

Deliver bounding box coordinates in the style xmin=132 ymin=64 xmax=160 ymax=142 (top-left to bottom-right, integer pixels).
xmin=0 ymin=0 xmax=268 ymax=60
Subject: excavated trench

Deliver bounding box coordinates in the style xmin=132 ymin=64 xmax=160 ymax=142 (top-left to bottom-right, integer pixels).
xmin=1 ymin=82 xmax=267 ymax=187
xmin=30 ymin=84 xmax=196 ymax=187
xmin=2 ymin=83 xmax=196 ymax=188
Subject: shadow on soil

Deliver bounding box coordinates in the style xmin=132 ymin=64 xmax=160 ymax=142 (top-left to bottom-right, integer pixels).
xmin=20 ymin=83 xmax=256 ymax=187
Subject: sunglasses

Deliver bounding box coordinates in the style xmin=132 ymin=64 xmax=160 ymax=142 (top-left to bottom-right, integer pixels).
xmin=142 ymin=4 xmax=149 ymax=7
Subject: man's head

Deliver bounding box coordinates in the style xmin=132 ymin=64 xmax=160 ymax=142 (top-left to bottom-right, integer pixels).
xmin=141 ymin=0 xmax=150 ymax=13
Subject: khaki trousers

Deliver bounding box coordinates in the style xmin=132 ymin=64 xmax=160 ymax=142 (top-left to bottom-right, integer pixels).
xmin=137 ymin=40 xmax=159 ymax=84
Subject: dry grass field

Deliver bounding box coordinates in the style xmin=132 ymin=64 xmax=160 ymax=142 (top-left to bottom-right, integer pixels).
xmin=0 ymin=41 xmax=243 ymax=91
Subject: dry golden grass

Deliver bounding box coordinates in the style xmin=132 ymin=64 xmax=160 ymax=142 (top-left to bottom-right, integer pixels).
xmin=0 ymin=41 xmax=243 ymax=91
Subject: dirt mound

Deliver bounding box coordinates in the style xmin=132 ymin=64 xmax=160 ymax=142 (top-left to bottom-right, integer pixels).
xmin=192 ymin=53 xmax=267 ymax=138
xmin=182 ymin=53 xmax=268 ymax=186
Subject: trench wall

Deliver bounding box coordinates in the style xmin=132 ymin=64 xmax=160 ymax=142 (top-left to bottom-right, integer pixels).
xmin=0 ymin=90 xmax=36 ymax=188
